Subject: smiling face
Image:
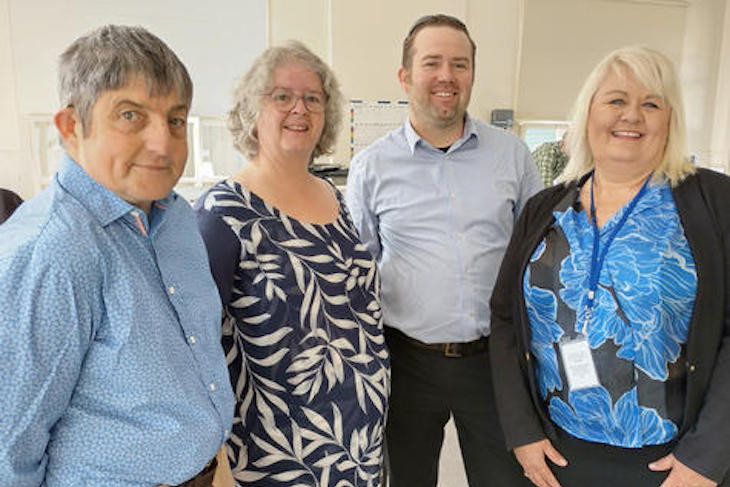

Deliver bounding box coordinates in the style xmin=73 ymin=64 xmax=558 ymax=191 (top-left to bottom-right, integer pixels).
xmin=61 ymin=75 xmax=189 ymax=214
xmin=399 ymin=25 xmax=473 ymax=133
xmin=587 ymin=67 xmax=671 ymax=173
xmin=255 ymin=60 xmax=325 ymax=163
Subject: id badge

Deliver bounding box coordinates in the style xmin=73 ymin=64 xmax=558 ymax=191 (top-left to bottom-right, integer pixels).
xmin=559 ymin=336 xmax=600 ymax=391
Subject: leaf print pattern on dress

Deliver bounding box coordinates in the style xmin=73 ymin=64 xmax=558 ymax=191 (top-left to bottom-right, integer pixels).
xmin=201 ymin=180 xmax=389 ymax=486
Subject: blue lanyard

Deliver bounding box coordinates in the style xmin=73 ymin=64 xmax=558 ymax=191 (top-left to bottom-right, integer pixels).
xmin=583 ymin=170 xmax=652 ymax=333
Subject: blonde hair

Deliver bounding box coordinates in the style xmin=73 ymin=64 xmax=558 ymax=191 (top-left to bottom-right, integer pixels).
xmin=557 ymin=46 xmax=694 ymax=186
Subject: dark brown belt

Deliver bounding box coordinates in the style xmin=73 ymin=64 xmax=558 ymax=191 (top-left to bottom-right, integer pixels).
xmin=174 ymin=456 xmax=218 ymax=487
xmin=385 ymin=326 xmax=488 ymax=357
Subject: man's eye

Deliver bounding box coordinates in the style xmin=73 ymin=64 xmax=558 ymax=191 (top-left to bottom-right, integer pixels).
xmin=121 ymin=110 xmax=139 ymax=121
xmin=170 ymin=117 xmax=187 ymax=127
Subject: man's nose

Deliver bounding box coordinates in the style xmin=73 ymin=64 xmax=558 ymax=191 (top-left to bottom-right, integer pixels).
xmin=145 ymin=118 xmax=174 ymax=156
xmin=436 ymin=63 xmax=455 ymax=81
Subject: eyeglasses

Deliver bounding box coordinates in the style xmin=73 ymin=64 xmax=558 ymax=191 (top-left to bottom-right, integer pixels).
xmin=264 ymin=88 xmax=326 ymax=113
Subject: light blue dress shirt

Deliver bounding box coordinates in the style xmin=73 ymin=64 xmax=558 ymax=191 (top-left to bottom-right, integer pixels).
xmin=346 ymin=116 xmax=542 ymax=343
xmin=0 ymin=154 xmax=234 ymax=487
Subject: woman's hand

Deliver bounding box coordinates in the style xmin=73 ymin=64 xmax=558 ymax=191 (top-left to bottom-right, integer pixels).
xmin=514 ymin=439 xmax=567 ymax=487
xmin=650 ymin=454 xmax=718 ymax=487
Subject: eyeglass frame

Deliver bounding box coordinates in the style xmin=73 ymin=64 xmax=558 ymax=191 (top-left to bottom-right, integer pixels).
xmin=262 ymin=87 xmax=327 ymax=113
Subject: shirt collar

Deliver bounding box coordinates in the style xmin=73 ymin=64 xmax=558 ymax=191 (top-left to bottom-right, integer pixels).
xmin=404 ymin=113 xmax=479 ymax=155
xmin=56 ymin=152 xmax=176 ymax=227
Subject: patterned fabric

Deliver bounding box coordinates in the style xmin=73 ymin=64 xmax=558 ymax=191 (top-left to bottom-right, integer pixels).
xmin=531 ymin=141 xmax=568 ymax=187
xmin=0 ymin=154 xmax=233 ymax=486
xmin=197 ymin=180 xmax=390 ymax=487
xmin=346 ymin=115 xmax=542 ymax=342
xmin=524 ymin=180 xmax=697 ymax=447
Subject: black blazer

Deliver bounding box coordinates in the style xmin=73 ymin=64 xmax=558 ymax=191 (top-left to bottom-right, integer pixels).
xmin=489 ymin=168 xmax=730 ymax=482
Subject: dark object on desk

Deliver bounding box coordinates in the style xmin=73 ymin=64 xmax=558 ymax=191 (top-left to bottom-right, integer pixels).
xmin=309 ymin=164 xmax=342 ymax=175
xmin=490 ymin=109 xmax=514 ymax=129
xmin=0 ymin=189 xmax=23 ymax=224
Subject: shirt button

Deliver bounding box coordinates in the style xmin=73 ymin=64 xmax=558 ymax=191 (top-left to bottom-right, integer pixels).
xmin=224 ymin=429 xmax=230 ymax=437
xmin=189 ymin=335 xmax=197 ymax=344
xmin=209 ymin=381 xmax=216 ymax=391
xmin=688 ymin=364 xmax=696 ymax=372
xmin=168 ymin=285 xmax=176 ymax=295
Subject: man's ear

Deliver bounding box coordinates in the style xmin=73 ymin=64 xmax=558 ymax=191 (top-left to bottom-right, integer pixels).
xmin=398 ymin=66 xmax=410 ymax=91
xmin=54 ymin=107 xmax=82 ymax=158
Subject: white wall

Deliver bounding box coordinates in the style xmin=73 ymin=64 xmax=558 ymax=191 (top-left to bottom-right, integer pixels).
xmin=709 ymin=0 xmax=730 ymax=169
xmin=519 ymin=0 xmax=687 ymax=120
xmin=0 ymin=0 xmax=25 ymax=197
xmin=680 ymin=0 xmax=729 ymax=167
xmin=0 ymin=0 xmax=266 ymax=198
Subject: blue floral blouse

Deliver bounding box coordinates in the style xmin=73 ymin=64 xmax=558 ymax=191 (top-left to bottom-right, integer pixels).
xmin=523 ymin=179 xmax=697 ymax=447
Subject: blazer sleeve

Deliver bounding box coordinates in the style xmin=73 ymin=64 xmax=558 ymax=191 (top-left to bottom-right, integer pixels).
xmin=672 ymin=173 xmax=730 ymax=483
xmin=490 ymin=193 xmax=549 ymax=451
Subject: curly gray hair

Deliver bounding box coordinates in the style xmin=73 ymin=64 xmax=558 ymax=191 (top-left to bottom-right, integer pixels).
xmin=227 ymin=41 xmax=343 ymax=160
xmin=58 ymin=24 xmax=192 ymax=135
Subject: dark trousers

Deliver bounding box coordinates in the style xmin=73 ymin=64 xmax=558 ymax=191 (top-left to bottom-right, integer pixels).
xmin=384 ymin=327 xmax=529 ymax=487
xmin=550 ymin=428 xmax=729 ymax=487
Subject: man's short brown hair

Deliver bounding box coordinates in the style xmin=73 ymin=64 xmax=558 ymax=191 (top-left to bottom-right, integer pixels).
xmin=401 ymin=14 xmax=476 ymax=70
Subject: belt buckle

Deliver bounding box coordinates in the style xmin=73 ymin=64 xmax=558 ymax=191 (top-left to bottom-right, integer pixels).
xmin=444 ymin=343 xmax=462 ymax=358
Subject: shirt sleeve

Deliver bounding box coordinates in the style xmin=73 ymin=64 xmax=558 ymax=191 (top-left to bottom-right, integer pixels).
xmin=515 ymin=144 xmax=544 ymax=219
xmin=345 ymin=156 xmax=382 ymax=261
xmin=196 ymin=208 xmax=241 ymax=307
xmin=0 ymin=253 xmax=94 ymax=486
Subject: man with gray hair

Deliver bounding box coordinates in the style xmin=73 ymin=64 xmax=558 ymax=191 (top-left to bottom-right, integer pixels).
xmin=0 ymin=25 xmax=233 ymax=486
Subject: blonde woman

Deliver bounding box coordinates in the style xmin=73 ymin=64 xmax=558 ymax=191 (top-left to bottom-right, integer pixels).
xmin=490 ymin=46 xmax=730 ymax=487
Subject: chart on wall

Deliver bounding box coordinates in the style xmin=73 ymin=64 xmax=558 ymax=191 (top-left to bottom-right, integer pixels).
xmin=349 ymin=100 xmax=409 ymax=159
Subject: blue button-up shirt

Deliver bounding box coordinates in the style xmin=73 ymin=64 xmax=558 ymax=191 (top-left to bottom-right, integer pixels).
xmin=0 ymin=154 xmax=234 ymax=486
xmin=346 ymin=116 xmax=541 ymax=343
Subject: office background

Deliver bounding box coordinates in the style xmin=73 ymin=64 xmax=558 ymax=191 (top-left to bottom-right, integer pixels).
xmin=1 ymin=0 xmax=728 ymax=198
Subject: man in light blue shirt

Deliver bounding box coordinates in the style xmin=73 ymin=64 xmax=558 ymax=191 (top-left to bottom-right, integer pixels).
xmin=0 ymin=25 xmax=234 ymax=486
xmin=346 ymin=14 xmax=541 ymax=487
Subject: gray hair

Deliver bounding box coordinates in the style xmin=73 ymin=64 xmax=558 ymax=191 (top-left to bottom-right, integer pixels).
xmin=558 ymin=45 xmax=694 ymax=187
xmin=58 ymin=25 xmax=192 ymax=135
xmin=227 ymin=41 xmax=343 ymax=160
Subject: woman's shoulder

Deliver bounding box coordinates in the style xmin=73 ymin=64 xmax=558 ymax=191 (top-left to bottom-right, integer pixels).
xmin=194 ymin=179 xmax=255 ymax=215
xmin=524 ymin=181 xmax=577 ymax=216
xmin=675 ymin=168 xmax=730 ymax=209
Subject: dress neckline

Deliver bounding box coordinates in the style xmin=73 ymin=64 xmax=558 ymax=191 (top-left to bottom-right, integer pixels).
xmin=225 ymin=178 xmax=344 ymax=228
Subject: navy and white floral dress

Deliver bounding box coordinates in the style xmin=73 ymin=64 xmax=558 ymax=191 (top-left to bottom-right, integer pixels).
xmin=523 ymin=179 xmax=697 ymax=448
xmin=195 ymin=179 xmax=390 ymax=487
